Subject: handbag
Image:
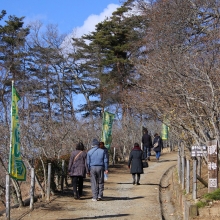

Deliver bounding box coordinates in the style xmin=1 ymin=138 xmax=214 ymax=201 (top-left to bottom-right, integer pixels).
xmin=153 ymin=138 xmax=160 ymax=150
xmin=142 ymin=159 xmax=148 ymax=168
xmin=153 ymin=139 xmax=159 ymax=148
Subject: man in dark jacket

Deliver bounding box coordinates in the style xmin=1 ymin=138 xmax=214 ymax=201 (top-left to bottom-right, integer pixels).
xmin=142 ymin=129 xmax=153 ymax=161
xmin=87 ymin=138 xmax=108 ymax=201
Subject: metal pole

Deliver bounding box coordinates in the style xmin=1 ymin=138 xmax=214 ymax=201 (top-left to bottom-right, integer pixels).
xmin=178 ymin=148 xmax=181 ymax=184
xmin=47 ymin=163 xmax=51 ymax=201
xmin=30 ymin=168 xmax=35 ymax=210
xmin=181 ymin=156 xmax=185 ymax=189
xmin=186 ymin=159 xmax=190 ymax=194
xmin=61 ymin=160 xmax=65 ymax=192
xmin=192 ymin=158 xmax=197 ymax=200
xmin=113 ymin=147 xmax=116 ymax=165
xmin=6 ymin=173 xmax=10 ymax=220
xmin=197 ymin=157 xmax=201 ymax=176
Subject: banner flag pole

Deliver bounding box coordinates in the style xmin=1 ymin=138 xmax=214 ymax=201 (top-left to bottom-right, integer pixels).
xmin=101 ymin=111 xmax=115 ymax=149
xmin=8 ymin=80 xmax=26 ymax=181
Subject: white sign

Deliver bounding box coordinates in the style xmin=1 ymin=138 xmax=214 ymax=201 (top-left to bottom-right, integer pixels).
xmin=208 ymin=162 xmax=217 ymax=170
xmin=209 ymin=178 xmax=217 ymax=188
xmin=208 ymin=145 xmax=217 ymax=155
xmin=191 ymin=146 xmax=207 ymax=157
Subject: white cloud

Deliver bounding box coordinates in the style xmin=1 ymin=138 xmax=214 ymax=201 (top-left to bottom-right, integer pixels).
xmin=24 ymin=14 xmax=48 ymax=26
xmin=61 ymin=4 xmax=119 ymax=53
xmin=74 ymin=4 xmax=119 ymax=38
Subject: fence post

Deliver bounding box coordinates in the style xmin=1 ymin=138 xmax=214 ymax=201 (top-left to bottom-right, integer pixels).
xmin=47 ymin=163 xmax=51 ymax=201
xmin=186 ymin=159 xmax=190 ymax=194
xmin=61 ymin=160 xmax=65 ymax=192
xmin=197 ymin=157 xmax=201 ymax=176
xmin=192 ymin=158 xmax=197 ymax=200
xmin=178 ymin=149 xmax=181 ymax=184
xmin=30 ymin=168 xmax=35 ymax=210
xmin=181 ymin=156 xmax=185 ymax=189
xmin=6 ymin=173 xmax=10 ymax=220
xmin=113 ymin=147 xmax=116 ymax=165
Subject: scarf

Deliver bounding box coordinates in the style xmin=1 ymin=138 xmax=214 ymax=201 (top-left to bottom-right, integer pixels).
xmin=132 ymin=146 xmax=141 ymax=151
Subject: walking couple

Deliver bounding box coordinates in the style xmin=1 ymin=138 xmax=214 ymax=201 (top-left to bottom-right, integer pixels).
xmin=142 ymin=129 xmax=163 ymax=162
xmin=68 ymin=138 xmax=108 ymax=201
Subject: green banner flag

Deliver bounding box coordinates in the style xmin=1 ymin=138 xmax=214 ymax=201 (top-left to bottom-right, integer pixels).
xmin=101 ymin=111 xmax=115 ymax=149
xmin=162 ymin=123 xmax=169 ymax=140
xmin=9 ymin=83 xmax=26 ymax=181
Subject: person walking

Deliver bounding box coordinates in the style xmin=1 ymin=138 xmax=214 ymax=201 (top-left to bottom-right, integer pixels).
xmin=142 ymin=129 xmax=153 ymax=161
xmin=68 ymin=142 xmax=89 ymax=199
xmin=152 ymin=133 xmax=164 ymax=162
xmin=87 ymin=138 xmax=108 ymax=201
xmin=128 ymin=143 xmax=144 ymax=185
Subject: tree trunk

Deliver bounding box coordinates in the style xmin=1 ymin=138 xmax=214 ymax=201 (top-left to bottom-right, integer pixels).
xmin=11 ymin=179 xmax=24 ymax=207
xmin=26 ymin=159 xmax=45 ymax=198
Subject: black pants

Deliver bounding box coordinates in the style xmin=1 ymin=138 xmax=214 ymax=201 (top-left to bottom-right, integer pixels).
xmin=132 ymin=173 xmax=140 ymax=183
xmin=72 ymin=176 xmax=84 ymax=197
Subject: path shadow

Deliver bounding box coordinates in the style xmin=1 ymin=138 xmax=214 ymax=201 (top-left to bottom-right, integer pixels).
xmin=159 ymin=159 xmax=177 ymax=163
xmin=55 ymin=191 xmax=90 ymax=198
xmin=117 ymin=182 xmax=169 ymax=188
xmin=117 ymin=182 xmax=159 ymax=186
xmin=140 ymin=183 xmax=159 ymax=186
xmin=100 ymin=196 xmax=143 ymax=201
xmin=59 ymin=213 xmax=130 ymax=219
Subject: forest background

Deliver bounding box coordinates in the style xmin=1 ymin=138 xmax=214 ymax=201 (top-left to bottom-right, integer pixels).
xmin=0 ymin=0 xmax=219 ymax=208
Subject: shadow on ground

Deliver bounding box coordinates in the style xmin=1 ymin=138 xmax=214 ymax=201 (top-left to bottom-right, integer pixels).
xmin=59 ymin=213 xmax=130 ymax=219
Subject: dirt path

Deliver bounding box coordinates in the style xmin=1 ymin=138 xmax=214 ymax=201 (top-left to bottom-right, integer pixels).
xmin=0 ymin=152 xmax=177 ymax=220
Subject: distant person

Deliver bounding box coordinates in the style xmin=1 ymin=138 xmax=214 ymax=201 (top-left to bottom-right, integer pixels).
xmin=128 ymin=143 xmax=144 ymax=185
xmin=153 ymin=133 xmax=164 ymax=162
xmin=87 ymin=138 xmax=108 ymax=201
xmin=68 ymin=142 xmax=89 ymax=199
xmin=142 ymin=129 xmax=153 ymax=161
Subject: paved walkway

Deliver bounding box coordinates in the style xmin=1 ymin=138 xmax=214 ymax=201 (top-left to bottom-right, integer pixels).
xmin=0 ymin=152 xmax=177 ymax=220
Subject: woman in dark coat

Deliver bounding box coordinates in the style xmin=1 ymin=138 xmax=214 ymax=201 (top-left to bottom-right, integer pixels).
xmin=128 ymin=143 xmax=144 ymax=185
xmin=152 ymin=133 xmax=164 ymax=162
xmin=68 ymin=142 xmax=89 ymax=199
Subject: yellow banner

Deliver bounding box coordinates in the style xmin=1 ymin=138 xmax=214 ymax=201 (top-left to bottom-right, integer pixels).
xmin=162 ymin=123 xmax=168 ymax=140
xmin=101 ymin=111 xmax=115 ymax=149
xmin=9 ymin=84 xmax=26 ymax=181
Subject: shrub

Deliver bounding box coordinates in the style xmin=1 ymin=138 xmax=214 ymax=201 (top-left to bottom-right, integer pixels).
xmin=196 ymin=201 xmax=207 ymax=208
xmin=203 ymin=188 xmax=220 ymax=201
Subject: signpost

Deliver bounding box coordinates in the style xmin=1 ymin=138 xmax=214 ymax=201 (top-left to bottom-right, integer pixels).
xmin=191 ymin=145 xmax=208 ymax=199
xmin=191 ymin=146 xmax=207 ymax=157
xmin=207 ymin=140 xmax=218 ymax=193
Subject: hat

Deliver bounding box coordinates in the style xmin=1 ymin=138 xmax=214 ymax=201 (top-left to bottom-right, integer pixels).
xmin=92 ymin=138 xmax=99 ymax=147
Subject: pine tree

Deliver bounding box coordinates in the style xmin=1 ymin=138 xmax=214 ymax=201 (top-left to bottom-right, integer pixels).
xmin=71 ymin=0 xmax=147 ymax=118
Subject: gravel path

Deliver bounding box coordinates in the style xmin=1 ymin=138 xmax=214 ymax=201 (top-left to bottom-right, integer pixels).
xmin=0 ymin=152 xmax=177 ymax=220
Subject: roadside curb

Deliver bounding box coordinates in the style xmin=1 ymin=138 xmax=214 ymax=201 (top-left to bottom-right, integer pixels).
xmin=146 ymin=152 xmax=177 ymax=220
xmin=159 ymin=162 xmax=199 ymax=220
xmin=159 ymin=164 xmax=177 ymax=219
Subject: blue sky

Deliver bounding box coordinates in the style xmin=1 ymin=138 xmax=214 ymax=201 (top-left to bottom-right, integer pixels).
xmin=1 ymin=1 xmax=122 ymax=109
xmin=1 ymin=0 xmax=121 ymax=35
